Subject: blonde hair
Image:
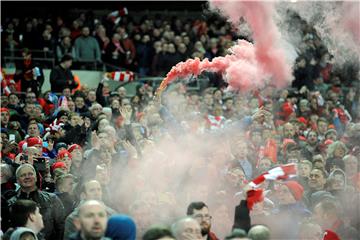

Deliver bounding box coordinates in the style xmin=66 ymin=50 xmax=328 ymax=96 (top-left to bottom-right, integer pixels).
xmin=326 ymin=141 xmax=348 ymax=159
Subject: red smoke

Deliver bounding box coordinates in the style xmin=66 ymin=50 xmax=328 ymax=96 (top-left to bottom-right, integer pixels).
xmin=158 ymin=0 xmax=292 ymax=94
xmin=342 ymin=2 xmax=360 ymax=44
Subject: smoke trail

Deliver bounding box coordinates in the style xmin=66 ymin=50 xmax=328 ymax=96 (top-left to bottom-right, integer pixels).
xmin=210 ymin=0 xmax=292 ymax=87
xmin=156 ymin=0 xmax=293 ymax=96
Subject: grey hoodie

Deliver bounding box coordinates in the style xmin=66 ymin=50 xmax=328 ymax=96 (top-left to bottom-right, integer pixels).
xmin=10 ymin=227 xmax=38 ymax=240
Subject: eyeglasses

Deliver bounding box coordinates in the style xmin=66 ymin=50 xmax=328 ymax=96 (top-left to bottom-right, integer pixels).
xmin=193 ymin=214 xmax=212 ymax=221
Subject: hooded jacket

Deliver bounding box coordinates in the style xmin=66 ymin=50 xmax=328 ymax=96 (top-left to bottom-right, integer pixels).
xmin=105 ymin=215 xmax=136 ymax=240
xmin=10 ymin=227 xmax=38 ymax=240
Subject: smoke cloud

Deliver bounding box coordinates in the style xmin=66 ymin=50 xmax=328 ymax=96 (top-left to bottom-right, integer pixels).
xmin=157 ymin=0 xmax=293 ymax=95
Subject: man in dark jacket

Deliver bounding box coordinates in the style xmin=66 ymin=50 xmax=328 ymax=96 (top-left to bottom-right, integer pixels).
xmin=14 ymin=48 xmax=44 ymax=96
xmin=50 ymin=54 xmax=78 ymax=94
xmin=7 ymin=164 xmax=65 ymax=240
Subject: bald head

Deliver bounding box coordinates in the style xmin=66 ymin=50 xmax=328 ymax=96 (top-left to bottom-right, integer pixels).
xmin=248 ymin=225 xmax=270 ymax=240
xmin=171 ymin=217 xmax=202 ymax=240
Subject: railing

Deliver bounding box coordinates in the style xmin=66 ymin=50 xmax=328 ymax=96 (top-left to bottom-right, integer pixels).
xmin=2 ymin=48 xmax=203 ymax=92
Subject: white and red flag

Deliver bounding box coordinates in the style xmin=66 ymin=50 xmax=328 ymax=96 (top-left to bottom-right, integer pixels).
xmin=246 ymin=163 xmax=297 ymax=210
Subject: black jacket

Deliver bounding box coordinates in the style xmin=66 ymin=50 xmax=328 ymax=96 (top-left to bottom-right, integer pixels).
xmin=7 ymin=189 xmax=65 ymax=240
xmin=50 ymin=65 xmax=77 ymax=93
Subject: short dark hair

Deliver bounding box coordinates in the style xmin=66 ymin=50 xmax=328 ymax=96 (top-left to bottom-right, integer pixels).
xmin=225 ymin=228 xmax=248 ymax=239
xmin=142 ymin=226 xmax=174 ymax=240
xmin=10 ymin=200 xmax=38 ymax=227
xmin=186 ymin=201 xmax=208 ymax=215
xmin=60 ymin=54 xmax=73 ymax=63
xmin=312 ymin=167 xmax=328 ymax=178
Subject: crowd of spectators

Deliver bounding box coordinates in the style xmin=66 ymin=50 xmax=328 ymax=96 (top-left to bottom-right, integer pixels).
xmin=1 ymin=5 xmax=360 ymax=240
xmin=2 ymin=8 xmax=237 ymax=74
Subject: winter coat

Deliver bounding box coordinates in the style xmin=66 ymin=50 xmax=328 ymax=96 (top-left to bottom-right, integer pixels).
xmin=68 ymin=232 xmax=111 ymax=240
xmin=9 ymin=227 xmax=38 ymax=240
xmin=7 ymin=189 xmax=65 ymax=240
xmin=50 ymin=65 xmax=76 ymax=93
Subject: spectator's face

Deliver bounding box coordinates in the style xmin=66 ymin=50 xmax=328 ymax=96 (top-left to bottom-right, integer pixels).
xmin=67 ymin=101 xmax=75 ymax=112
xmin=331 ymin=173 xmax=345 ymax=190
xmin=232 ymin=141 xmax=248 ymax=159
xmin=1 ymin=133 xmax=9 ymax=147
xmin=71 ymin=149 xmax=83 ymax=167
xmin=61 ymin=177 xmax=74 ymax=193
xmin=75 ymin=97 xmax=85 ymax=109
xmin=9 ymin=94 xmax=19 ymax=105
xmin=276 ymin=184 xmax=296 ymax=205
xmin=0 ymin=95 xmax=8 ymax=107
xmin=59 ymin=114 xmax=68 ymax=123
xmin=62 ymin=88 xmax=71 ymax=97
xmin=299 ymin=101 xmax=308 ymax=112
xmin=178 ymin=43 xmax=187 ymax=54
xmin=83 ymin=181 xmax=102 ymax=201
xmin=24 ymin=104 xmax=36 ymax=116
xmin=325 ymin=132 xmax=337 ymax=141
xmin=307 ymin=131 xmax=318 ymax=145
xmin=70 ymin=115 xmax=81 ymax=127
xmin=17 ymin=166 xmax=37 ymax=189
xmin=334 ymin=145 xmax=346 ymax=158
xmin=192 ymin=207 xmax=212 ymax=236
xmin=98 ymin=132 xmax=112 ymax=148
xmin=59 ymin=155 xmax=72 ymax=170
xmin=203 ymin=94 xmax=213 ymax=106
xmin=88 ymin=91 xmax=96 ymax=102
xmin=226 ymin=168 xmax=246 ymax=187
xmin=299 ymin=163 xmax=311 ymax=178
xmin=118 ymin=87 xmax=127 ymax=98
xmin=98 ymin=119 xmax=109 ymax=132
xmin=31 ymin=207 xmax=44 ymax=232
xmin=26 ymin=93 xmax=37 ymax=104
xmin=82 ymin=27 xmax=90 ymax=37
xmin=317 ymin=121 xmax=327 ymax=135
xmin=168 ymin=44 xmax=176 ymax=53
xmin=308 ymin=169 xmax=326 ymax=190
xmin=283 ymin=123 xmax=295 ymax=138
xmin=78 ymin=203 xmax=107 ymax=239
xmin=258 ymin=158 xmax=272 ymax=172
xmin=111 ymin=100 xmax=120 ymax=109
xmin=0 ymin=111 xmax=10 ymax=125
xmin=32 ymin=143 xmax=43 ymax=155
xmin=91 ymin=105 xmax=102 ymax=118
xmin=176 ymin=220 xmax=202 ymax=240
xmin=27 ymin=123 xmax=40 ymax=137
xmin=63 ymin=37 xmax=71 ymax=46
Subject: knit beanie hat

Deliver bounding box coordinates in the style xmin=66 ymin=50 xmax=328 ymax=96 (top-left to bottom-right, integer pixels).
xmin=105 ymin=214 xmax=136 ymax=240
xmin=57 ymin=149 xmax=72 ymax=160
xmin=52 ymin=162 xmax=66 ymax=171
xmin=67 ymin=144 xmax=82 ymax=153
xmin=283 ymin=181 xmax=304 ymax=201
xmin=27 ymin=137 xmax=42 ymax=147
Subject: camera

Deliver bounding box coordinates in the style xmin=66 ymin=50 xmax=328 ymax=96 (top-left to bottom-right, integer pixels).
xmin=34 ymin=157 xmax=47 ymax=172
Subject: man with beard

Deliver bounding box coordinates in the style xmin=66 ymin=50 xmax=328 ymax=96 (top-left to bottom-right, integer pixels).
xmin=186 ymin=202 xmax=219 ymax=240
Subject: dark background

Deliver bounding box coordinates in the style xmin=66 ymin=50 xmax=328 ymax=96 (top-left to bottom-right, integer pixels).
xmin=2 ymin=1 xmax=208 ymax=18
